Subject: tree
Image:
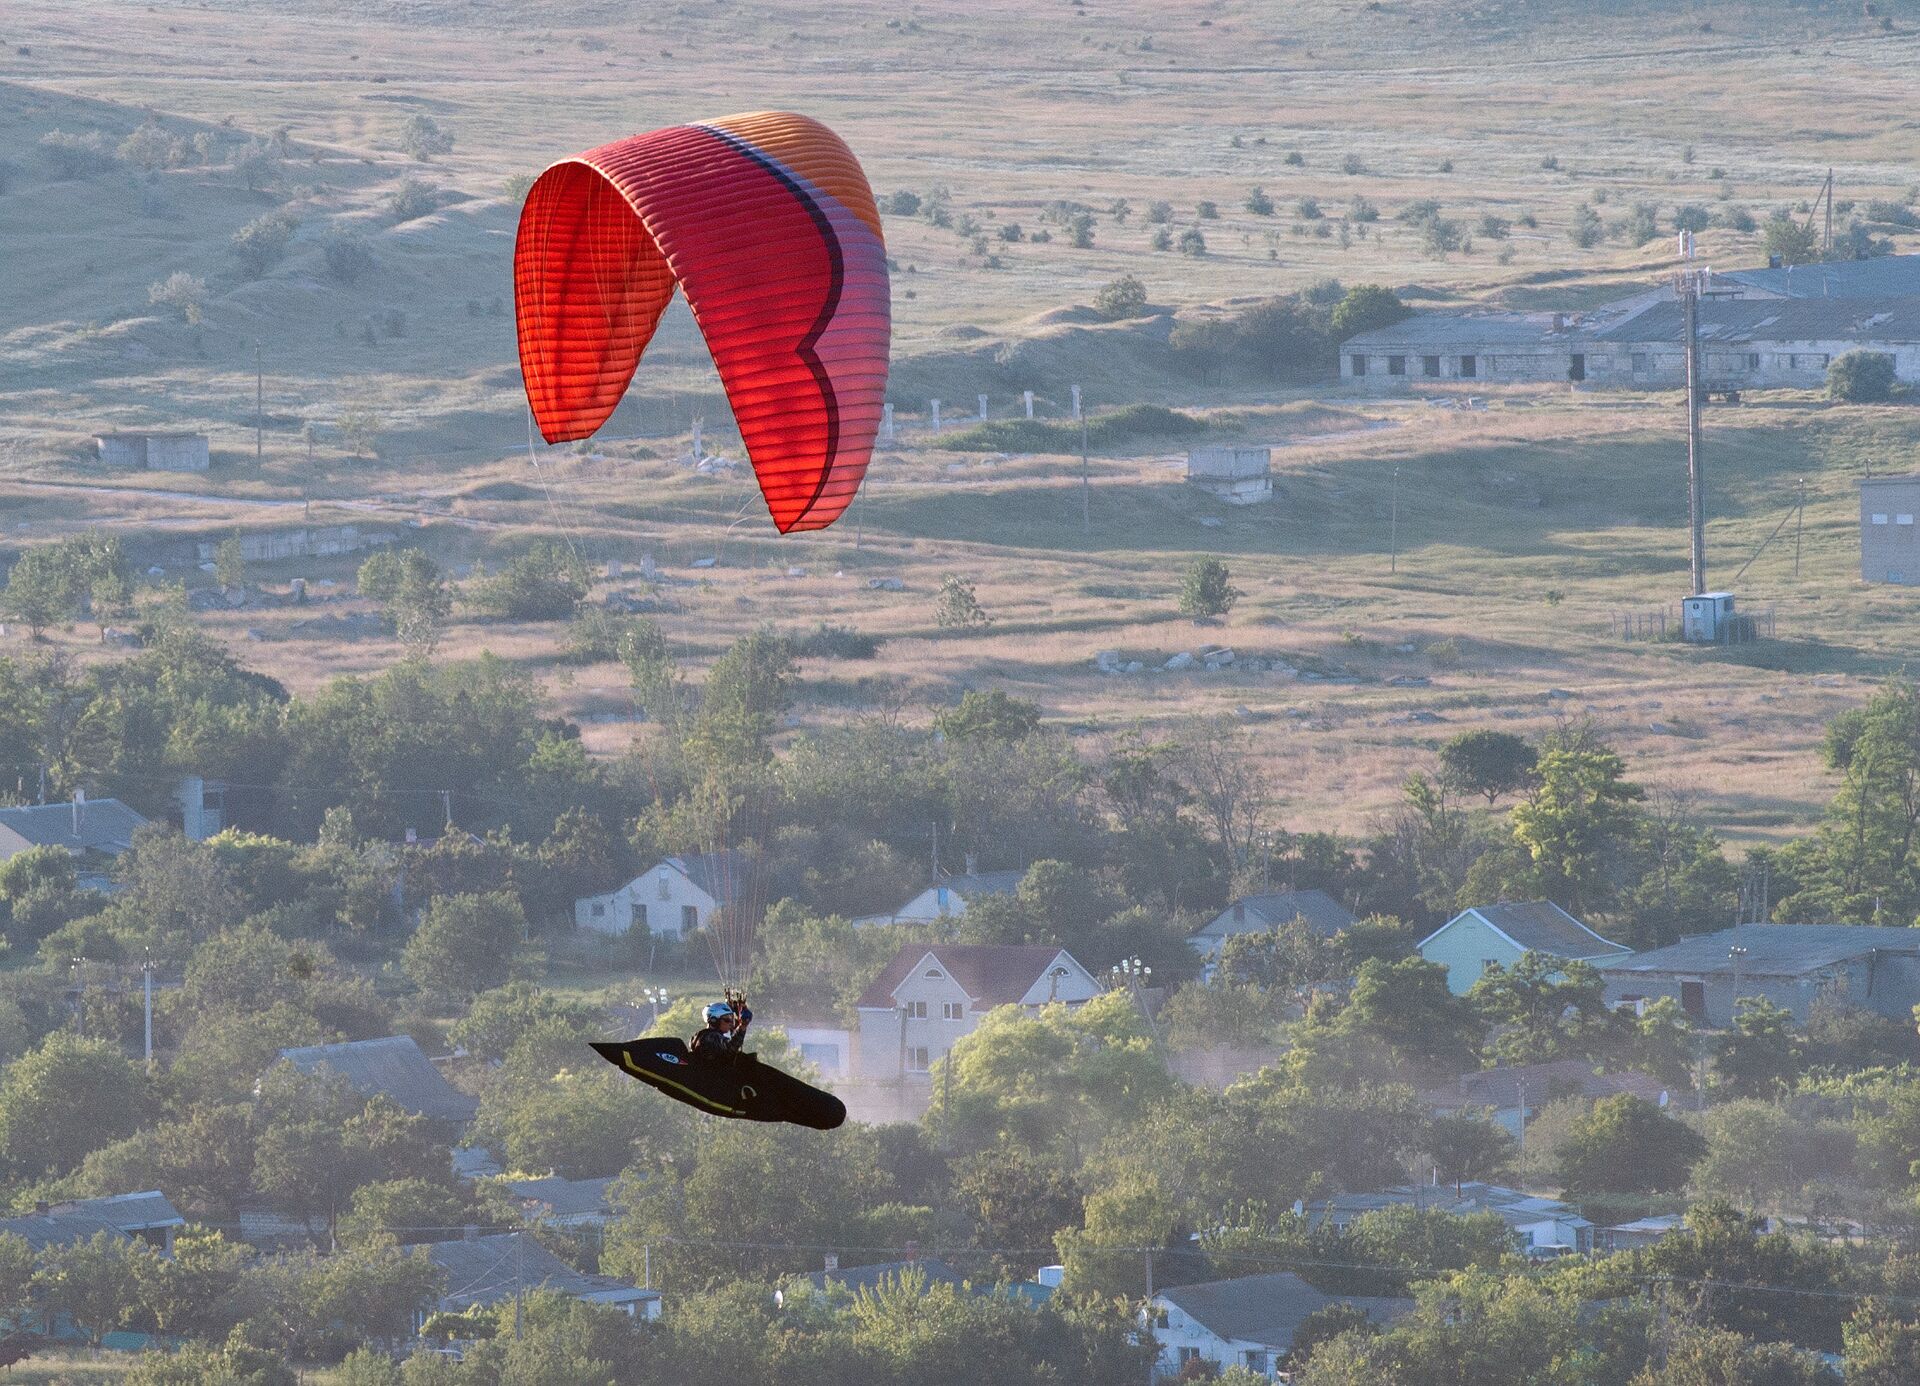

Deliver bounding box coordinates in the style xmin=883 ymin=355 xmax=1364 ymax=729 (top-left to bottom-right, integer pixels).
xmin=450 ymin=982 xmax=600 ymax=1063
xmin=1178 ymin=556 xmax=1241 ymax=618
xmin=1470 ymin=953 xmax=1607 ymax=1064
xmin=215 ymin=534 xmax=248 ymax=591
xmin=1830 ymin=350 xmax=1897 ymax=403
xmin=1846 ymin=1299 xmax=1920 ymax=1386
xmin=133 ymin=1226 xmax=252 ymax=1338
xmin=469 ymin=541 xmax=590 ymax=621
xmin=402 ymin=890 xmax=526 ymax=1000
xmin=1693 ymin=1100 xmax=1856 ymax=1212
xmin=1056 ymin=1171 xmax=1180 ymax=1298
xmin=1570 ymin=203 xmax=1603 ymax=248
xmin=1067 ymin=211 xmax=1095 ymax=248
xmin=397 ymin=113 xmax=453 ymax=161
xmin=1425 ymin=1113 xmax=1516 ymax=1194
xmin=148 ymin=271 xmax=208 ymax=324
xmin=34 ymin=1230 xmax=148 ymax=1347
xmin=1178 ymin=227 xmax=1208 ymax=256
xmin=357 ymin=550 xmax=451 ymax=654
xmin=1295 ymin=956 xmax=1484 ymax=1085
xmin=1437 ymin=730 xmax=1536 ymax=805
xmin=1245 ymin=185 xmax=1275 ymax=215
xmin=337 ymin=400 xmax=384 ymax=458
xmin=933 ymin=573 xmax=992 ymax=628
xmin=933 ymin=689 xmax=1040 ymax=743
xmin=690 ymin=627 xmax=793 ymax=768
xmin=1328 ymin=283 xmax=1408 ymax=339
xmin=2 ymin=547 xmax=78 ymax=637
xmin=1555 ymin=1093 xmax=1705 ymax=1195
xmin=1716 ymin=997 xmax=1801 ymax=1100
xmin=0 ymin=843 xmax=94 ymax=949
xmin=323 ymin=230 xmax=376 ymax=285
xmin=0 ymin=1231 xmax=34 ymax=1324
xmin=1507 ymin=740 xmax=1645 ymax=916
xmin=1762 ymin=211 xmax=1819 ymax=265
xmin=1169 ymin=316 xmax=1235 ymax=381
xmin=337 ymin=1178 xmax=472 ymax=1248
xmin=952 ymin=1141 xmax=1081 ymax=1276
xmin=1093 ymin=274 xmax=1148 ymax=319
xmin=231 ymin=211 xmax=298 ymax=278
xmin=0 ymin=1031 xmax=146 ymax=1176
xmin=387 ymin=177 xmax=441 ymax=222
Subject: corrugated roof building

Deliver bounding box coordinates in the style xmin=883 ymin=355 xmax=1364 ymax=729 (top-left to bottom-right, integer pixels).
xmin=424 ymin=1232 xmax=659 ymax=1320
xmin=1419 ymin=901 xmax=1631 ymax=995
xmin=1188 ymin=889 xmax=1360 ymax=968
xmin=1601 ymin=923 xmax=1920 ymax=1026
xmin=1147 ymin=1272 xmax=1411 ymax=1378
xmin=274 ymin=1035 xmax=479 ymax=1127
xmin=0 ymin=799 xmax=148 ymax=863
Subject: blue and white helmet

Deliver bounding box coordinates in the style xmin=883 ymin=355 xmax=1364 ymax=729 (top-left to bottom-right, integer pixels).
xmin=705 ymin=1001 xmax=736 ymax=1027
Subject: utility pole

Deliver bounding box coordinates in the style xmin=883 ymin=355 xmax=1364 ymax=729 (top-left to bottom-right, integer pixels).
xmin=1794 ymin=478 xmax=1805 ymax=577
xmin=143 ymin=953 xmax=154 ymax=1070
xmin=514 ymin=1231 xmax=525 ymax=1341
xmin=1824 ymin=167 xmax=1834 ymax=256
xmin=1080 ymin=414 xmax=1091 ymax=535
xmin=1516 ymin=1076 xmax=1526 ymax=1190
xmin=1389 ymin=464 xmax=1400 ymax=574
xmin=1679 ymin=271 xmax=1706 ymax=596
xmin=255 ymin=340 xmax=264 ymax=466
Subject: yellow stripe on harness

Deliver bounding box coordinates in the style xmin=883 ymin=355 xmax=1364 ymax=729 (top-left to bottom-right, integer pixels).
xmin=620 ymin=1049 xmax=747 ymax=1117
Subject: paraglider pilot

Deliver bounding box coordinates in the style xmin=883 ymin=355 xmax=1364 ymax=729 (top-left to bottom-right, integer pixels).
xmin=690 ymin=989 xmax=751 ymax=1062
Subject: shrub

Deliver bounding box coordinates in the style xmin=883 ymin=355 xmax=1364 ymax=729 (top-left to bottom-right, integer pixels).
xmin=38 ymin=129 xmax=115 ymax=178
xmin=1245 ymin=186 xmax=1275 ymax=216
xmin=1303 ymin=277 xmax=1345 ymax=307
xmin=386 ymin=177 xmax=440 ymax=222
xmin=1150 ymin=226 xmax=1173 ymax=252
xmin=1067 ymin=212 xmax=1095 ymax=248
xmin=1828 ymin=351 xmax=1897 ymax=403
xmin=1145 ymin=199 xmax=1173 ymax=224
xmin=942 ymin=404 xmax=1208 ymax=452
xmin=1718 ymin=205 xmax=1756 ymax=232
xmin=118 ymin=121 xmax=187 ymax=171
xmin=147 ymin=272 xmax=207 ymax=325
xmin=397 ymin=113 xmax=453 ymax=161
xmin=1477 ymin=213 xmax=1509 ymax=239
xmin=1178 ymin=557 xmax=1241 ymax=618
xmin=997 ymin=222 xmax=1022 ymax=242
xmin=789 ymin=622 xmax=884 ymax=660
xmin=883 ymin=189 xmax=921 ymax=216
xmin=1349 ymin=196 xmax=1379 ymax=223
xmin=1540 ymin=153 xmax=1560 ymax=170
xmin=231 ymin=211 xmax=298 ymax=278
xmin=1569 ymin=204 xmax=1602 ymax=248
xmin=1195 ymin=200 xmax=1218 ymax=220
xmin=934 ymin=573 xmax=991 ymax=629
xmin=1295 ymin=196 xmax=1322 ymax=220
xmin=1341 ymin=153 xmax=1367 ymax=175
xmin=322 ymin=230 xmax=375 ymax=284
xmin=1421 ymin=217 xmax=1463 ymax=256
xmin=470 ymin=541 xmax=592 ymax=621
xmin=1672 ymin=204 xmax=1712 ymax=234
xmin=1093 ymin=274 xmax=1148 ymax=320
xmin=1761 ymin=211 xmax=1817 ymax=264
xmin=1284 ymin=150 xmax=1305 ymax=166
xmin=1177 ymin=227 xmax=1207 ymax=256
xmin=1329 ymin=284 xmax=1407 ymax=338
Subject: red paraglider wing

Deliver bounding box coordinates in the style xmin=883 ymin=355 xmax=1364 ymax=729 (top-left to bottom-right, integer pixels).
xmin=514 ymin=112 xmax=890 ymax=533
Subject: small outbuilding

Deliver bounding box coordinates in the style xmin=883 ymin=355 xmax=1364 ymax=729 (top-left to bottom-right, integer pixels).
xmin=94 ymin=432 xmax=210 ymax=472
xmin=1186 ymin=447 xmax=1273 ymax=505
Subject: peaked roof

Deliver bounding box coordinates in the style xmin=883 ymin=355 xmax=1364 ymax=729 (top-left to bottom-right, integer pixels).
xmin=1716 ymin=255 xmax=1920 ymax=299
xmin=0 ymin=799 xmax=148 ymax=854
xmin=55 ymin=1191 xmax=185 ymax=1232
xmin=1432 ymin=901 xmax=1629 ymax=961
xmin=1310 ymin=1183 xmax=1592 ymax=1234
xmin=1595 ymin=295 xmax=1920 ymax=344
xmin=426 ymin=1233 xmax=655 ymax=1311
xmin=507 ymin=1175 xmax=620 ymax=1221
xmin=275 ymin=1035 xmax=479 ymax=1124
xmin=856 ymin=943 xmax=1089 ymax=1011
xmin=1598 ymin=923 xmax=1920 ymax=978
xmin=1425 ymin=1061 xmax=1667 ymax=1111
xmin=919 ymin=870 xmax=1024 ymax=899
xmin=0 ymin=1207 xmax=127 ymax=1252
xmin=1156 ymin=1272 xmax=1410 ymax=1351
xmin=1193 ymin=889 xmax=1358 ymax=940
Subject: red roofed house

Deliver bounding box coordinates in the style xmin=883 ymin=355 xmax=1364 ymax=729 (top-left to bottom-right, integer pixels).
xmin=853 ymin=943 xmax=1101 ymax=1080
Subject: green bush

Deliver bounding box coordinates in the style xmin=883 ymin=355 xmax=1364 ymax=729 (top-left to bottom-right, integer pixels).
xmin=1829 ymin=351 xmax=1897 ymax=403
xmin=1092 ymin=274 xmax=1148 ymax=320
xmin=941 ymin=405 xmax=1208 ymax=453
xmin=1178 ymin=557 xmax=1241 ymax=618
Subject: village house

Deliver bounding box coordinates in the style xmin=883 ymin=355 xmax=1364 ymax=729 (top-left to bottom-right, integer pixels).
xmin=0 ymin=798 xmax=148 ymax=866
xmin=1422 ymin=1060 xmax=1670 ymax=1139
xmin=423 ymin=1232 xmax=659 ymax=1323
xmin=504 ymin=1175 xmax=621 ymax=1230
xmin=272 ymin=1035 xmax=479 ymax=1131
xmin=0 ymin=1192 xmax=185 ymax=1257
xmin=1307 ymin=1183 xmax=1595 ymax=1255
xmin=1418 ymin=901 xmax=1632 ymax=995
xmin=853 ymin=943 xmax=1101 ymax=1080
xmin=1587 ymin=296 xmax=1920 ymax=390
xmin=1186 ymin=889 xmax=1358 ymax=973
xmin=1600 ymin=923 xmax=1920 ymax=1027
xmin=574 ymin=850 xmax=745 ymax=936
xmin=857 ymin=864 xmax=1023 ymax=926
xmin=1146 ymin=1271 xmax=1410 ymax=1379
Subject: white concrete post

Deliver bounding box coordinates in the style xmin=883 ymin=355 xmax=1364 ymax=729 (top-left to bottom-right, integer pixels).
xmin=882 ymin=402 xmax=894 ymax=442
xmin=1071 ymin=384 xmax=1082 ymax=420
xmin=1023 ymin=390 xmax=1034 ymax=419
xmin=691 ymin=418 xmax=702 ymax=460
xmin=931 ymin=399 xmax=941 ymax=433
xmin=977 ymin=393 xmax=989 ymax=420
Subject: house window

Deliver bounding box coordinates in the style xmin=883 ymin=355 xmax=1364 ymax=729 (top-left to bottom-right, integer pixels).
xmin=1422 ymin=355 xmax=1441 ymax=377
xmin=1244 ymin=1350 xmax=1268 ymax=1372
xmin=1388 ymin=354 xmax=1407 ymax=375
xmin=1900 ymin=515 xmax=1915 ymax=526
xmin=1872 ymin=514 xmax=1890 ymax=525
xmin=634 ymin=903 xmax=647 ymax=930
xmin=943 ymin=1002 xmax=964 ymax=1020
xmin=1746 ymin=353 xmax=1761 ymax=369
xmin=1459 ymin=355 xmax=1477 ymax=378
xmin=591 ymin=903 xmax=606 ymax=919
xmin=1680 ymin=980 xmax=1706 ymax=1020
xmin=1482 ymin=958 xmax=1500 ymax=974
xmin=1177 ymin=1348 xmax=1202 ymax=1366
xmin=1351 ymin=354 xmax=1368 ymax=376
xmin=657 ymin=872 xmax=671 ymax=900
xmin=906 ymin=1046 xmax=931 ymax=1072
xmin=1632 ymin=352 xmax=1650 ymax=374
xmin=681 ymin=904 xmax=698 ymax=933
xmin=1568 ymin=353 xmax=1585 ymax=382
xmin=907 ymin=1001 xmax=928 ymax=1019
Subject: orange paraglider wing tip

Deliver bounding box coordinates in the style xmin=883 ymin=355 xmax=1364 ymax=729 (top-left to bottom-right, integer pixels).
xmin=513 ymin=112 xmax=890 ymax=533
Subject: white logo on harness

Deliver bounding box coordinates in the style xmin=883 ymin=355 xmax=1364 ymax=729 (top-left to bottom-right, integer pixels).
xmin=658 ymin=1052 xmax=683 ymax=1065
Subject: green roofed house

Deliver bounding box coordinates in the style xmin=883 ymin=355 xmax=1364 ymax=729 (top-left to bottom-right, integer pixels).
xmin=1418 ymin=901 xmax=1631 ymax=996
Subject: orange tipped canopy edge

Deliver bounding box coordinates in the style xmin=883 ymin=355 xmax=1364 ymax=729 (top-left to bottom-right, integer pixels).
xmin=514 ymin=112 xmax=891 ymax=533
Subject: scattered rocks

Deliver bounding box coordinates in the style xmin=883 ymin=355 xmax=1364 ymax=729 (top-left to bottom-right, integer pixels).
xmin=690 ymin=556 xmax=718 ymax=569
xmin=1545 ymin=688 xmax=1575 ymax=700
xmin=867 ymin=576 xmax=905 ymax=591
xmin=1164 ymin=651 xmax=1196 ymax=671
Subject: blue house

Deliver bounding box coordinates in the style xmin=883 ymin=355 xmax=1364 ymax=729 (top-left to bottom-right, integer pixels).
xmin=1418 ymin=901 xmax=1630 ymax=996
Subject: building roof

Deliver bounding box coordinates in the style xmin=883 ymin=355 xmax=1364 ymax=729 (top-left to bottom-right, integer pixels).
xmin=0 ymin=799 xmax=148 ymax=855
xmin=920 ymin=870 xmax=1025 ymax=901
xmin=1598 ymin=923 xmax=1920 ymax=980
xmin=1861 ymin=474 xmax=1920 ymax=490
xmin=856 ymin=943 xmax=1090 ymax=1011
xmin=507 ymin=1175 xmax=619 ymax=1221
xmin=1430 ymin=901 xmax=1630 ymax=961
xmin=275 ymin=1035 xmax=479 ymax=1125
xmin=1309 ymin=1183 xmax=1592 ymax=1235
xmin=664 ymin=850 xmax=748 ymax=903
xmin=93 ymin=431 xmax=209 ymax=441
xmin=1715 ymin=255 xmax=1920 ymax=300
xmin=1192 ymin=889 xmax=1359 ymax=941
xmin=1594 ymin=296 xmax=1920 ymax=345
xmin=54 ymin=1192 xmax=185 ymax=1233
xmin=0 ymin=1207 xmax=127 ymax=1252
xmin=1341 ymin=311 xmax=1589 ymax=350
xmin=1156 ymin=1272 xmax=1410 ymax=1352
xmin=1425 ymin=1061 xmax=1667 ymax=1112
xmin=805 ymin=1257 xmax=966 ymax=1294
xmin=425 ymin=1233 xmax=656 ymax=1312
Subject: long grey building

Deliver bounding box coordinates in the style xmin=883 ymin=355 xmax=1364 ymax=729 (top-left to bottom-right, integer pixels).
xmin=1600 ymin=923 xmax=1920 ymax=1027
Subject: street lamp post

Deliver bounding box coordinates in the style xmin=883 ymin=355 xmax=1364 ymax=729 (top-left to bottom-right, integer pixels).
xmin=1727 ymin=946 xmax=1749 ymax=1025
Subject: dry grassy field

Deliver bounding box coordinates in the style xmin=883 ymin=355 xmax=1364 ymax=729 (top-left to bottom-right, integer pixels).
xmin=3 ymin=0 xmax=1920 ymax=848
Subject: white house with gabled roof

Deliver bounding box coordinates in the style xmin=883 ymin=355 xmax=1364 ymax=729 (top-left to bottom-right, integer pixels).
xmin=853 ymin=943 xmax=1100 ymax=1079
xmin=574 ymin=851 xmax=746 ymax=937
